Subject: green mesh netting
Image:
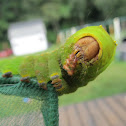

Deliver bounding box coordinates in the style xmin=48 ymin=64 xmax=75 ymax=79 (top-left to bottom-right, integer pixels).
xmin=0 ymin=74 xmax=59 ymax=126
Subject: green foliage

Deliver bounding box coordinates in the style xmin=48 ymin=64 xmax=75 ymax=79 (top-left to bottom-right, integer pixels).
xmin=47 ymin=30 xmax=57 ymax=43
xmin=94 ymin=0 xmax=126 ymax=19
xmin=68 ymin=0 xmax=87 ymax=24
xmin=41 ymin=2 xmax=69 ymax=23
xmin=0 ymin=0 xmax=126 ymax=43
xmin=0 ymin=0 xmax=22 ymax=42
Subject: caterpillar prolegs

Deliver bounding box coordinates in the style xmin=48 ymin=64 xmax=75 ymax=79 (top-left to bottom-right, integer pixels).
xmin=0 ymin=26 xmax=116 ymax=96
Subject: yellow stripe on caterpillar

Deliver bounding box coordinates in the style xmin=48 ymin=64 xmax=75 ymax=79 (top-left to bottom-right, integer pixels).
xmin=3 ymin=70 xmax=11 ymax=73
xmin=22 ymin=74 xmax=29 ymax=78
xmin=38 ymin=80 xmax=45 ymax=84
xmin=114 ymin=41 xmax=118 ymax=46
xmin=50 ymin=73 xmax=59 ymax=78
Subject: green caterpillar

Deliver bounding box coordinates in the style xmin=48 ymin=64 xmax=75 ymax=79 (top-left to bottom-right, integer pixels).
xmin=0 ymin=26 xmax=116 ymax=96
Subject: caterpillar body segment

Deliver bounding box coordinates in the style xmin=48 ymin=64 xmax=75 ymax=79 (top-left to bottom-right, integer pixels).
xmin=0 ymin=56 xmax=26 ymax=76
xmin=19 ymin=52 xmax=63 ymax=90
xmin=34 ymin=54 xmax=49 ymax=88
xmin=0 ymin=26 xmax=116 ymax=96
xmin=19 ymin=56 xmax=35 ymax=77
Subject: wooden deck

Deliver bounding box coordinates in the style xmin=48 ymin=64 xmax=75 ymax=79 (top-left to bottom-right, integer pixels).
xmin=59 ymin=93 xmax=126 ymax=126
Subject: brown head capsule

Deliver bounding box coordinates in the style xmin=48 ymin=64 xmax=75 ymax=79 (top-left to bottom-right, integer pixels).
xmin=63 ymin=36 xmax=100 ymax=76
xmin=74 ymin=36 xmax=100 ymax=62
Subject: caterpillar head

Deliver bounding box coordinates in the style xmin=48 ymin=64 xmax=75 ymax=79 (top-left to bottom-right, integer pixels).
xmin=61 ymin=26 xmax=116 ymax=87
xmin=63 ymin=36 xmax=100 ymax=75
xmin=74 ymin=36 xmax=99 ymax=64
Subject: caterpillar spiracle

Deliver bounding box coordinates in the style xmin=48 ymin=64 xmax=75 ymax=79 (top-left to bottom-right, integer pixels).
xmin=0 ymin=26 xmax=116 ymax=96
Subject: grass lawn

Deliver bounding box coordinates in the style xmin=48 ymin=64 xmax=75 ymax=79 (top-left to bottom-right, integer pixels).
xmin=59 ymin=61 xmax=126 ymax=106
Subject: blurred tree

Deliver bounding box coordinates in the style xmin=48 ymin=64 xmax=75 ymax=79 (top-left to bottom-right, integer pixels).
xmin=0 ymin=0 xmax=126 ymax=44
xmin=93 ymin=0 xmax=126 ymax=19
xmin=84 ymin=0 xmax=102 ymax=22
xmin=40 ymin=1 xmax=70 ymax=32
xmin=68 ymin=0 xmax=87 ymax=25
xmin=0 ymin=0 xmax=22 ymax=42
xmin=21 ymin=0 xmax=44 ymax=20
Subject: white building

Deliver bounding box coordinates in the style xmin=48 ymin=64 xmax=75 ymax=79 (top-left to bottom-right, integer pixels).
xmin=8 ymin=19 xmax=48 ymax=56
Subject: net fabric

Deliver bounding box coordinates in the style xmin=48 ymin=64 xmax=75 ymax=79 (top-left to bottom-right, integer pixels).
xmin=0 ymin=74 xmax=59 ymax=126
